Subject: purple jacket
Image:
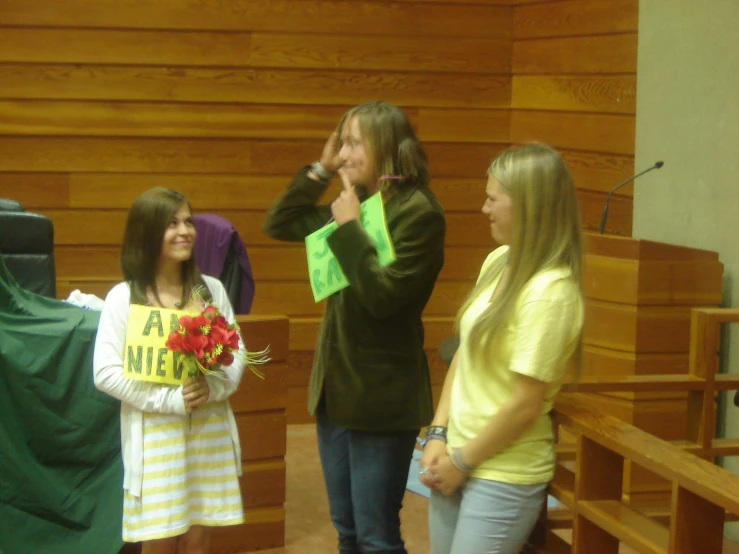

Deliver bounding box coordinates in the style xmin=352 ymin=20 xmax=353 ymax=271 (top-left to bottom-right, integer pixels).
xmin=193 ymin=214 xmax=255 ymax=314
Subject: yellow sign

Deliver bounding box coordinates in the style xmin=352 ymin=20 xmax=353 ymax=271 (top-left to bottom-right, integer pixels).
xmin=123 ymin=304 xmax=191 ymax=385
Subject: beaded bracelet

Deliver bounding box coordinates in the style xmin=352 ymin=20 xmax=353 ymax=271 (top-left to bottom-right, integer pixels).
xmin=420 ymin=425 xmax=447 ymax=448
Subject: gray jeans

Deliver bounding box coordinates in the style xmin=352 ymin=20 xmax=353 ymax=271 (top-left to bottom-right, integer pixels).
xmin=429 ymin=478 xmax=548 ymax=554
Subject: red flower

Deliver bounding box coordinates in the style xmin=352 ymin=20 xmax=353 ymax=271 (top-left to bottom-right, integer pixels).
xmin=165 ymin=302 xmax=242 ymax=377
xmin=165 ymin=330 xmax=185 ymax=352
xmin=217 ymin=351 xmax=234 ymax=366
xmin=202 ymin=305 xmax=219 ymax=321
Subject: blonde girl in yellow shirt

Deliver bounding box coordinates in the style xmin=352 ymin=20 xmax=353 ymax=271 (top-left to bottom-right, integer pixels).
xmin=419 ymin=143 xmax=584 ymax=554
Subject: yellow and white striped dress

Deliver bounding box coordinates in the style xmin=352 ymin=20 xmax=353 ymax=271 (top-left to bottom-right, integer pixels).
xmin=122 ymin=401 xmax=244 ymax=542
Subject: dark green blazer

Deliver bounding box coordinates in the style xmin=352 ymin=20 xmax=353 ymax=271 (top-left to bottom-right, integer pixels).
xmin=263 ymin=168 xmax=446 ymax=431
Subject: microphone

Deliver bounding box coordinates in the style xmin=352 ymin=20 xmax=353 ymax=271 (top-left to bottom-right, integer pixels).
xmin=599 ymin=161 xmax=664 ymax=234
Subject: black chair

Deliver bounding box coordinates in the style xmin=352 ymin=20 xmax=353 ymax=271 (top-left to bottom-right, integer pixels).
xmin=0 ymin=201 xmax=57 ymax=298
xmin=0 ymin=198 xmax=24 ymax=212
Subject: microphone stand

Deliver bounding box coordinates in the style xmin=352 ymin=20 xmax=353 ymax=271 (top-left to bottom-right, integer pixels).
xmin=599 ymin=161 xmax=664 ymax=234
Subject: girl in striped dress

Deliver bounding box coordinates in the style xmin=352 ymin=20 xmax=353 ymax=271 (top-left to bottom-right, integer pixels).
xmin=93 ymin=187 xmax=246 ymax=553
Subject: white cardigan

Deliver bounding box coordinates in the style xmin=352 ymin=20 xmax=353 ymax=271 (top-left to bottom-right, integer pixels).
xmin=92 ymin=275 xmax=245 ymax=497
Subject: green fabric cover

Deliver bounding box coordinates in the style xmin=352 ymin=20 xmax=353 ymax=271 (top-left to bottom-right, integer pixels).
xmin=0 ymin=257 xmax=124 ymax=554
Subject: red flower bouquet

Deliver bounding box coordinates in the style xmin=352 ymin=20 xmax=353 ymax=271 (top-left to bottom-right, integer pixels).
xmin=166 ymin=301 xmax=269 ymax=382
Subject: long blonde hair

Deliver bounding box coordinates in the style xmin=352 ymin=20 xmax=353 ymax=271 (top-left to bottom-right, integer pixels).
xmin=456 ymin=143 xmax=584 ymax=360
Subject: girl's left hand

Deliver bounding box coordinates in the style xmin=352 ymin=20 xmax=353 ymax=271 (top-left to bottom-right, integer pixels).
xmin=430 ymin=454 xmax=468 ymax=496
xmin=331 ymin=169 xmax=361 ymax=225
xmin=183 ymin=375 xmax=210 ymax=413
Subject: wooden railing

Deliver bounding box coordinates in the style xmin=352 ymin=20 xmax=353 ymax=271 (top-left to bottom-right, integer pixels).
xmin=536 ymin=308 xmax=739 ymax=553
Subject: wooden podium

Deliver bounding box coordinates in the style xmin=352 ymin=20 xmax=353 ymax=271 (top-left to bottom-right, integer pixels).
xmin=571 ymin=233 xmax=723 ymax=503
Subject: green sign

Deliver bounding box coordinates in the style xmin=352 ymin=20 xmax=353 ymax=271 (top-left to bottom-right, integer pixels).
xmin=305 ymin=193 xmax=395 ymax=302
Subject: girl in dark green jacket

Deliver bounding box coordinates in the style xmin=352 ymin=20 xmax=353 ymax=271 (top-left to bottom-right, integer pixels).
xmin=263 ymin=101 xmax=445 ymax=554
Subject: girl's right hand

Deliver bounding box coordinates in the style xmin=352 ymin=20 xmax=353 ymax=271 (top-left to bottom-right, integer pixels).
xmin=320 ymin=132 xmax=343 ymax=173
xmin=419 ymin=439 xmax=447 ymax=489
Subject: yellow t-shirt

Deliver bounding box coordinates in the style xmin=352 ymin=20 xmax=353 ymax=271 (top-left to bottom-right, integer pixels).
xmin=447 ymin=245 xmax=584 ymax=484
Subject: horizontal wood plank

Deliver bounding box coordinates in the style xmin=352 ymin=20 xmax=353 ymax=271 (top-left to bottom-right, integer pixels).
xmin=0 ymin=100 xmax=346 ymax=139
xmin=584 ymin=256 xmax=724 ymax=306
xmin=0 ymin=100 xmax=509 ymax=144
xmin=584 ymin=302 xmax=693 ymax=354
xmin=582 ymin=346 xmax=689 ymax=378
xmin=239 ymin=460 xmax=286 ymax=508
xmin=229 ymin=362 xmax=287 ymax=414
xmin=0 ymin=172 xmax=69 ymax=208
xmin=0 ymin=64 xmax=512 ymax=109
xmin=0 ymin=137 xmax=507 ymax=178
xmin=510 ymin=110 xmax=635 ymax=155
xmin=514 ymin=0 xmax=638 ymax=39
xmin=0 ymin=27 xmax=252 ymax=66
xmin=235 ymin=411 xmax=287 ymax=461
xmin=0 ymin=1 xmax=513 ymax=38
xmin=512 ymin=75 xmax=636 ymax=114
xmin=417 ymin=108 xmax=510 ymax=143
xmin=250 ymin=33 xmax=511 ymax=73
xmin=0 ymin=27 xmax=510 ymax=73
xmin=513 ymin=33 xmax=638 ymax=74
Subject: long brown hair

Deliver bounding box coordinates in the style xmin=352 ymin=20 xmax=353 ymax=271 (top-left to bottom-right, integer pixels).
xmin=121 ymin=187 xmax=209 ymax=306
xmin=456 ymin=143 xmax=584 ymax=360
xmin=337 ymin=101 xmax=429 ymax=192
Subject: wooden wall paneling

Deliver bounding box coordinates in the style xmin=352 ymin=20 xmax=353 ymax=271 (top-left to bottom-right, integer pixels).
xmin=0 ymin=137 xmax=508 ymax=177
xmin=0 ymin=28 xmax=511 ymax=73
xmin=514 ymin=0 xmax=638 ymax=39
xmin=417 ymin=108 xmax=510 ymax=143
xmin=0 ymin=1 xmax=514 ymax=38
xmin=1 ymin=101 xmax=514 ymax=144
xmin=67 ymin=174 xmax=291 ymax=210
xmin=584 ymin=302 xmax=693 ymax=353
xmin=0 ymin=64 xmax=512 ymax=109
xmin=584 ymin=256 xmax=725 ymax=306
xmin=0 ymin=27 xmax=253 ymax=66
xmin=249 ymin=33 xmax=511 ymax=73
xmin=512 ymin=75 xmax=636 ymax=114
xmin=512 ymin=34 xmax=638 ymax=74
xmin=560 ymin=150 xmax=634 ymax=195
xmin=0 ymin=100 xmax=349 ymax=139
xmin=509 ymin=110 xmax=636 ymax=156
xmin=0 ymin=172 xmax=69 ymax=208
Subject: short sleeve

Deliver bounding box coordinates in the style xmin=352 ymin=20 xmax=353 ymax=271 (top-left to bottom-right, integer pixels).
xmin=476 ymin=246 xmax=509 ymax=285
xmin=508 ymin=278 xmax=583 ymax=383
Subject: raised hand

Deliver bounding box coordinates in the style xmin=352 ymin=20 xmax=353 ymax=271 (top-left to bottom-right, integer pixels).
xmin=320 ymin=131 xmax=343 ymax=174
xmin=331 ymin=169 xmax=361 ymax=225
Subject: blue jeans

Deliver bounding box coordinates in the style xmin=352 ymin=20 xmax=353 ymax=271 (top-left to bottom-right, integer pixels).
xmin=316 ymin=407 xmax=419 ymax=554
